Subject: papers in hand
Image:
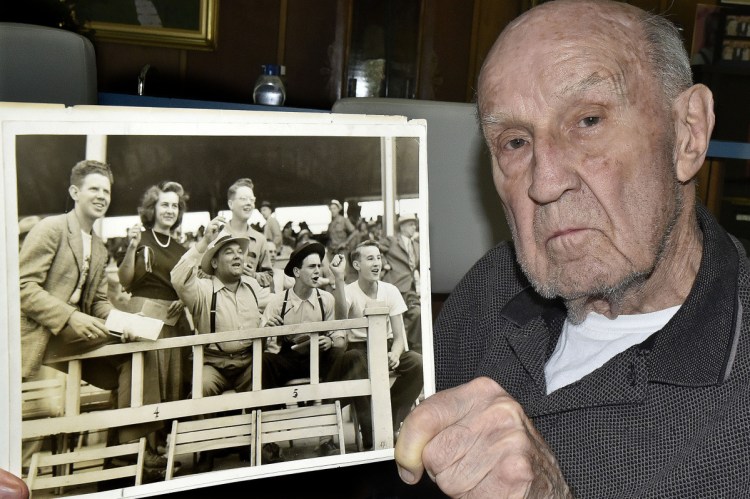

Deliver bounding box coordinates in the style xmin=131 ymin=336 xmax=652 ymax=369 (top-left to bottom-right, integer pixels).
xmin=105 ymin=309 xmax=164 ymax=341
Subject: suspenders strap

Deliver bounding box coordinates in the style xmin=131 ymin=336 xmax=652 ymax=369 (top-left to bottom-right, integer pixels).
xmin=280 ymin=288 xmax=325 ymax=321
xmin=209 ymin=280 xmax=259 ymax=352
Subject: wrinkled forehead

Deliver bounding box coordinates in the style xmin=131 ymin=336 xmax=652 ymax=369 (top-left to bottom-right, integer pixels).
xmin=478 ymin=1 xmax=645 ymax=108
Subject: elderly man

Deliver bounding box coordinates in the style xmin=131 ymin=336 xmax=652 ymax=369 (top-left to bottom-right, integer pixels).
xmin=395 ymin=1 xmax=741 ymax=497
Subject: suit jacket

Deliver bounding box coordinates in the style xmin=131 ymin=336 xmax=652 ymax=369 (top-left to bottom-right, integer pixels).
xmin=19 ymin=210 xmax=112 ymax=379
xmin=382 ymin=234 xmax=419 ymax=293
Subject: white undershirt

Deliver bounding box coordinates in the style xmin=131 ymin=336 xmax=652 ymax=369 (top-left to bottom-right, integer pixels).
xmin=81 ymin=230 xmax=92 ymax=262
xmin=68 ymin=230 xmax=93 ymax=306
xmin=544 ymin=306 xmax=680 ymax=394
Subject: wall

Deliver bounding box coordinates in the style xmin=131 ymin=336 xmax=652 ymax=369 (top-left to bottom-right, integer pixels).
xmin=81 ymin=1 xmax=715 ymax=109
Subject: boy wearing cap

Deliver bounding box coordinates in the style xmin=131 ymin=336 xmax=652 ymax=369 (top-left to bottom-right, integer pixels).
xmin=170 ymin=216 xmax=262 ymax=398
xmin=343 ymin=240 xmax=423 ymax=434
xmin=261 ymin=240 xmax=374 ymax=453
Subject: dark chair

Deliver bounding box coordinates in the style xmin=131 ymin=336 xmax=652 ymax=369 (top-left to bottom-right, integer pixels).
xmin=0 ymin=22 xmax=97 ymax=106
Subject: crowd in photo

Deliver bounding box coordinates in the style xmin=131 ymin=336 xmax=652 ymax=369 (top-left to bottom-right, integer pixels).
xmin=17 ymin=163 xmax=424 ymax=485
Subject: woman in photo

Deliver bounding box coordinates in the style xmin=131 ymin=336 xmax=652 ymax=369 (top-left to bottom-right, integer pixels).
xmin=117 ymin=181 xmax=192 ymax=468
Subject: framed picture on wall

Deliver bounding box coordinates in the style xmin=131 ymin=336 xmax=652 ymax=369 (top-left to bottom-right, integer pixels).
xmin=74 ymin=0 xmax=218 ymax=50
xmin=0 ymin=103 xmax=434 ymax=497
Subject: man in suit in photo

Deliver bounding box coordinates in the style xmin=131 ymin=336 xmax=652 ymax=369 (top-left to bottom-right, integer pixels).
xmin=19 ymin=159 xmax=161 ymax=446
xmin=381 ymin=213 xmax=422 ymax=353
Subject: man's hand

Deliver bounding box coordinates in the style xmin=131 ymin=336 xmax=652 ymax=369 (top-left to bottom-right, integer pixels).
xmin=243 ymin=262 xmax=257 ymax=278
xmin=126 ymin=224 xmax=142 ymax=248
xmin=196 ymin=216 xmax=226 ymax=252
xmin=318 ymin=335 xmax=333 ymax=352
xmin=64 ymin=311 xmax=109 ymax=342
xmin=394 ymin=377 xmax=571 ymax=499
xmin=329 ymin=253 xmax=346 ymax=281
xmin=167 ymin=300 xmax=184 ymax=319
xmin=264 ymin=314 xmax=284 ymax=327
xmin=387 ymin=351 xmax=401 ymax=370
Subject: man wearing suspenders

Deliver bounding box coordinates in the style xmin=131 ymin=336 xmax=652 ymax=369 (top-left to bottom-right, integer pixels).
xmin=261 ymin=241 xmax=374 ymax=454
xmin=171 ymin=218 xmax=263 ymax=397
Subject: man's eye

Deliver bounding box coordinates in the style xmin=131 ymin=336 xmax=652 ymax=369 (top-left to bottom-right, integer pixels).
xmin=578 ymin=116 xmax=600 ymax=127
xmin=504 ymin=138 xmax=527 ymax=150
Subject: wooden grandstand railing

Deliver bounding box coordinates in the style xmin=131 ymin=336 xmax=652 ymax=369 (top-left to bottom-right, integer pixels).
xmin=22 ymin=306 xmax=394 ymax=453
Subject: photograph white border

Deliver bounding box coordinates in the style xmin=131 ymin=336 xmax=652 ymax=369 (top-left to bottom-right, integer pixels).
xmin=0 ymin=103 xmax=434 ymax=497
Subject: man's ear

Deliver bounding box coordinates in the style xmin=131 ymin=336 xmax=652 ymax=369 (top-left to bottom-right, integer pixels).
xmin=673 ymin=84 xmax=715 ymax=183
xmin=68 ymin=184 xmax=79 ymax=201
xmin=211 ymin=258 xmax=218 ymax=271
xmin=293 ymin=267 xmax=301 ymax=278
xmin=352 ymin=259 xmax=360 ymax=272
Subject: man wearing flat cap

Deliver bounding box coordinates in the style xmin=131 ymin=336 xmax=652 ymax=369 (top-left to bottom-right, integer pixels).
xmin=260 ymin=240 xmax=374 ymax=454
xmin=170 ymin=216 xmax=263 ymax=399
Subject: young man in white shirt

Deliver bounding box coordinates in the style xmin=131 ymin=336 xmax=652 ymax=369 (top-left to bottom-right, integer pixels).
xmin=342 ymin=240 xmax=423 ymax=433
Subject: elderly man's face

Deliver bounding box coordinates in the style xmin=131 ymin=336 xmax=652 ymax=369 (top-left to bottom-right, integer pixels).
xmin=478 ymin=3 xmax=680 ymax=304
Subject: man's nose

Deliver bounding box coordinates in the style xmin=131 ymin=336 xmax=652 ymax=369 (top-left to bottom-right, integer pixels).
xmin=527 ymin=135 xmax=581 ymax=204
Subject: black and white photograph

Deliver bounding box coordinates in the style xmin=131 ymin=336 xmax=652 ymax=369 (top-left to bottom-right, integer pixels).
xmin=0 ymin=104 xmax=432 ymax=498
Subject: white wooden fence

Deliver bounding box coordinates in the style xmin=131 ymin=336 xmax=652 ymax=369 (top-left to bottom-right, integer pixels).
xmin=22 ymin=306 xmax=394 ymax=453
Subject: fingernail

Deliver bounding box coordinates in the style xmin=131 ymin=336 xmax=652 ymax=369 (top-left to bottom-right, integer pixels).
xmin=397 ymin=465 xmax=415 ymax=484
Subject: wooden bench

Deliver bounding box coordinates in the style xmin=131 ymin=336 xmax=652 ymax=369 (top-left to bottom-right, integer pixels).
xmin=25 ymin=437 xmax=145 ymax=495
xmin=165 ymin=411 xmax=256 ymax=479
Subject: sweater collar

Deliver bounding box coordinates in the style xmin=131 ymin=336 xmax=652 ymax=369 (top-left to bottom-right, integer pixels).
xmin=500 ymin=205 xmax=742 ymax=387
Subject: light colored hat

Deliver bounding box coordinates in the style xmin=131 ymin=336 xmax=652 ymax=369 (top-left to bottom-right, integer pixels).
xmin=329 ymin=199 xmax=342 ymax=210
xmin=397 ymin=213 xmax=418 ymax=225
xmin=200 ymin=235 xmax=250 ymax=275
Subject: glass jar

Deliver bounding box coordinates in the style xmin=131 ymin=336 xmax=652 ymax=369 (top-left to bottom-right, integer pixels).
xmin=253 ymin=64 xmax=286 ymax=106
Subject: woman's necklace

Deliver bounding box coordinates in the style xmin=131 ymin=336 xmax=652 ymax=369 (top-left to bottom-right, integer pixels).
xmin=151 ymin=228 xmax=171 ymax=248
